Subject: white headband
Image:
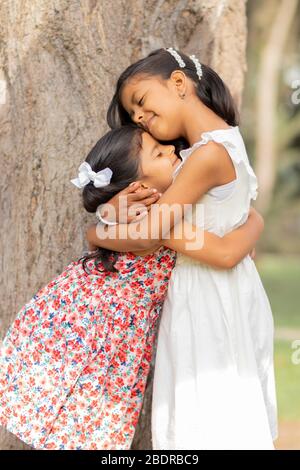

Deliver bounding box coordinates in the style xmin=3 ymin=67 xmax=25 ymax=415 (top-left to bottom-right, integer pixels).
xmin=165 ymin=47 xmax=203 ymax=81
xmin=70 ymin=162 xmax=113 ymax=189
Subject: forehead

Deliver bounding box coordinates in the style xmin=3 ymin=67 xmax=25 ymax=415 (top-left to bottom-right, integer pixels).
xmin=141 ymin=130 xmax=157 ymax=148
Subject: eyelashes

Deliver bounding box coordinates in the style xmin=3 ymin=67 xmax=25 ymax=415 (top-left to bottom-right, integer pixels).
xmin=129 ymin=96 xmax=144 ymax=118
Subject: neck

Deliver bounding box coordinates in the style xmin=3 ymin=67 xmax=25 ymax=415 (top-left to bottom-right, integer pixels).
xmin=180 ymin=96 xmax=231 ymax=146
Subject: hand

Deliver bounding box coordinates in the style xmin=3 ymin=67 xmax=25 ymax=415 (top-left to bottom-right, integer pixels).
xmin=249 ymin=207 xmax=264 ymax=232
xmin=99 ymin=181 xmax=162 ymax=224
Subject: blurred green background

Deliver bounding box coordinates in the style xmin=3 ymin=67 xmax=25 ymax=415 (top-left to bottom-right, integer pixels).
xmin=242 ymin=0 xmax=300 ymax=449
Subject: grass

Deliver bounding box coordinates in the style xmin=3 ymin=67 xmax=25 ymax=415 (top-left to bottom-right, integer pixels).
xmin=256 ymin=255 xmax=300 ymax=423
xmin=274 ymin=340 xmax=300 ymax=420
xmin=257 ymin=255 xmax=300 ymax=329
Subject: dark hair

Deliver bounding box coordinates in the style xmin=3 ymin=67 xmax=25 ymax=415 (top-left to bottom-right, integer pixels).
xmin=78 ymin=124 xmax=143 ymax=273
xmin=107 ymin=47 xmax=239 ymax=153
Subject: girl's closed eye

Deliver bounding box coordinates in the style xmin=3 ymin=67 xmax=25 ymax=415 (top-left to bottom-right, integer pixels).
xmin=130 ymin=97 xmax=144 ymax=119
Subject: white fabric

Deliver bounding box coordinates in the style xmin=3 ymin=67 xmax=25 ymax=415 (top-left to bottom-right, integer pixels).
xmin=152 ymin=126 xmax=278 ymax=450
xmin=207 ymin=178 xmax=236 ymax=200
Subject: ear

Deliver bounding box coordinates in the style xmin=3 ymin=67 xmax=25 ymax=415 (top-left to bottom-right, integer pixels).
xmin=170 ymin=70 xmax=186 ymax=96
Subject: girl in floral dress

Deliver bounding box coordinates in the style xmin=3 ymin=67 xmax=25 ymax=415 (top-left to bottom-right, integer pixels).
xmin=0 ymin=124 xmax=262 ymax=450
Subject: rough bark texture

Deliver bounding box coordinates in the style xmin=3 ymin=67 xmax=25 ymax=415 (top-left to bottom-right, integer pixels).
xmin=0 ymin=0 xmax=247 ymax=450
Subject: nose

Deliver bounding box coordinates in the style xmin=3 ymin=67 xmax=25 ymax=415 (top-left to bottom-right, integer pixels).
xmin=160 ymin=145 xmax=175 ymax=159
xmin=131 ymin=108 xmax=143 ymax=124
xmin=133 ymin=113 xmax=145 ymax=130
xmin=137 ymin=114 xmax=143 ymax=124
xmin=167 ymin=145 xmax=175 ymax=155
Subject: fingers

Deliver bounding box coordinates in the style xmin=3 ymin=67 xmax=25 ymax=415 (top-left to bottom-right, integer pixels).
xmin=131 ymin=211 xmax=148 ymax=222
xmin=126 ymin=210 xmax=148 ymax=224
xmin=128 ymin=203 xmax=148 ymax=217
xmin=122 ymin=180 xmax=162 ymax=202
xmin=130 ymin=190 xmax=161 ymax=204
xmin=141 ymin=194 xmax=162 ymax=207
xmin=122 ymin=181 xmax=142 ymax=194
xmin=117 ymin=181 xmax=162 ymax=223
xmin=122 ymin=181 xmax=150 ymax=195
xmin=126 ymin=202 xmax=149 ymax=223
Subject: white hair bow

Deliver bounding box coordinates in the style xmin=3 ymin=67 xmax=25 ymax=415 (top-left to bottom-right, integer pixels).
xmin=70 ymin=162 xmax=113 ymax=189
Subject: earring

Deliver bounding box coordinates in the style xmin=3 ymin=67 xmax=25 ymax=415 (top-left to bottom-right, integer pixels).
xmin=180 ymin=93 xmax=185 ymax=99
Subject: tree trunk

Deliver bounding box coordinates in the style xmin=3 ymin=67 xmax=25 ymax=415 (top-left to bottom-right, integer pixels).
xmin=0 ymin=0 xmax=247 ymax=450
xmin=254 ymin=0 xmax=298 ymax=214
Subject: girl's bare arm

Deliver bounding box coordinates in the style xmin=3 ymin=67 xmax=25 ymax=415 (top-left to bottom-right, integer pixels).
xmin=86 ymin=208 xmax=263 ymax=269
xmin=87 ymin=142 xmax=230 ymax=251
xmin=162 ymin=207 xmax=264 ymax=269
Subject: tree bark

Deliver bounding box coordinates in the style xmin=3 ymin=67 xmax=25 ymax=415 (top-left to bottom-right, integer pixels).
xmin=0 ymin=0 xmax=247 ymax=450
xmin=254 ymin=0 xmax=298 ymax=214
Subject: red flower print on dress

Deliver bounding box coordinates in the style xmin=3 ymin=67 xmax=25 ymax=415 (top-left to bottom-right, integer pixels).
xmin=0 ymin=246 xmax=176 ymax=449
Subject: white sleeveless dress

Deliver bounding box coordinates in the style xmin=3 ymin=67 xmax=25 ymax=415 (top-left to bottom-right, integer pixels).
xmin=151 ymin=126 xmax=278 ymax=450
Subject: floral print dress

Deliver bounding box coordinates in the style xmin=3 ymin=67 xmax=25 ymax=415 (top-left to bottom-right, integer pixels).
xmin=0 ymin=246 xmax=176 ymax=450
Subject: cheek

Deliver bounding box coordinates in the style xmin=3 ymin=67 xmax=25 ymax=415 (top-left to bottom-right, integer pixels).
xmin=157 ymin=163 xmax=174 ymax=190
xmin=150 ymin=119 xmax=171 ymax=141
xmin=151 ymin=114 xmax=181 ymax=141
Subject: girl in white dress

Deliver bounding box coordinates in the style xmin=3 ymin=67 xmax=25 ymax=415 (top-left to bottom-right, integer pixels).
xmin=88 ymin=48 xmax=278 ymax=449
xmin=151 ymin=126 xmax=277 ymax=450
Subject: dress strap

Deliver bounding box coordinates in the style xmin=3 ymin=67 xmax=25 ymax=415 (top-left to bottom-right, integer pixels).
xmin=179 ymin=126 xmax=258 ymax=202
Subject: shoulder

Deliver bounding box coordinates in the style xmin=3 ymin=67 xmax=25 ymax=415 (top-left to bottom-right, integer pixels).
xmin=186 ymin=140 xmax=228 ymax=174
